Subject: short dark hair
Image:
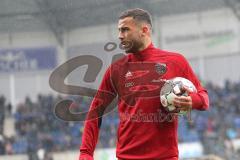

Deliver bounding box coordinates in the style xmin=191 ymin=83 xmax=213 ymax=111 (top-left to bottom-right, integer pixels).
xmin=119 ymin=8 xmax=152 ymax=27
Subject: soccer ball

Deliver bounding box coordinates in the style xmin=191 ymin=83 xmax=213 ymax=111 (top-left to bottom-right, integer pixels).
xmin=160 ymin=77 xmax=197 ymax=114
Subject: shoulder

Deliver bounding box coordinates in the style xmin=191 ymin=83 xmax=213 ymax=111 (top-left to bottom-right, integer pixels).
xmin=111 ymin=54 xmax=129 ymax=67
xmin=158 ymin=49 xmax=186 ymax=60
xmin=104 ymin=54 xmax=128 ymax=76
xmin=154 ymin=48 xmax=190 ymax=70
xmin=160 ymin=49 xmax=188 ymax=62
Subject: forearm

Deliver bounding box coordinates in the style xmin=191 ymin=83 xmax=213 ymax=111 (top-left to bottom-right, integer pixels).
xmin=79 ymin=93 xmax=116 ymax=159
xmin=79 ymin=118 xmax=100 ymax=160
xmin=79 ymin=96 xmax=105 ymax=159
xmin=190 ymin=89 xmax=209 ymax=110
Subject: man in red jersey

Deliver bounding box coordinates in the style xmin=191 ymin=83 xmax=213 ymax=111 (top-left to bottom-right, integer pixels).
xmin=79 ymin=8 xmax=209 ymax=160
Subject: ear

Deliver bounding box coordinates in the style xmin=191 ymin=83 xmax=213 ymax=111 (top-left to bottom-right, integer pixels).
xmin=142 ymin=24 xmax=150 ymax=36
xmin=142 ymin=26 xmax=148 ymax=33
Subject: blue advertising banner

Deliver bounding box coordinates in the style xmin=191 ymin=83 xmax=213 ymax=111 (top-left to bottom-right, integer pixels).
xmin=0 ymin=47 xmax=57 ymax=72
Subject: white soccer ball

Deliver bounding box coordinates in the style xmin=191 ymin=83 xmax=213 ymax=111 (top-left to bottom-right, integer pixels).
xmin=160 ymin=77 xmax=197 ymax=114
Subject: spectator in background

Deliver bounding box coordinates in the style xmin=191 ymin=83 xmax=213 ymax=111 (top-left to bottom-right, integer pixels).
xmin=6 ymin=103 xmax=12 ymax=116
xmin=0 ymin=134 xmax=5 ymax=155
xmin=0 ymin=96 xmax=5 ymax=135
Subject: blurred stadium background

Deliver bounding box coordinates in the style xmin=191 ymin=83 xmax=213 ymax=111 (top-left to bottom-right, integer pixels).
xmin=0 ymin=0 xmax=240 ymax=159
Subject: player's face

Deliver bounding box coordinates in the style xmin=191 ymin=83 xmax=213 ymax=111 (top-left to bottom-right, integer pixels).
xmin=118 ymin=17 xmax=144 ymax=53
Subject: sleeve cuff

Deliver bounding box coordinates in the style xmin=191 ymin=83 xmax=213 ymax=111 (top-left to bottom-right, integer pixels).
xmin=79 ymin=153 xmax=94 ymax=160
xmin=189 ymin=92 xmax=204 ymax=110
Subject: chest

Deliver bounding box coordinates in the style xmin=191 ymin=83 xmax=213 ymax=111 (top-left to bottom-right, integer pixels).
xmin=112 ymin=60 xmax=184 ymax=107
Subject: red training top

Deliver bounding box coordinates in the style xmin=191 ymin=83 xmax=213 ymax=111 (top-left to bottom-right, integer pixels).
xmin=79 ymin=43 xmax=209 ymax=160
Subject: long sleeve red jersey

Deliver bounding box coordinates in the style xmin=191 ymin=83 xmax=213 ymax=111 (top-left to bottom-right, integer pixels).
xmin=79 ymin=43 xmax=209 ymax=160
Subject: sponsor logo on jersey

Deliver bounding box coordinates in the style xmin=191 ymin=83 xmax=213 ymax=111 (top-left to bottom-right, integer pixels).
xmin=125 ymin=71 xmax=133 ymax=78
xmin=155 ymin=63 xmax=167 ymax=75
xmin=125 ymin=82 xmax=134 ymax=88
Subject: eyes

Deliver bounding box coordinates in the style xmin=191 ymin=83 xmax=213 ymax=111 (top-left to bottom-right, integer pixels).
xmin=118 ymin=27 xmax=130 ymax=33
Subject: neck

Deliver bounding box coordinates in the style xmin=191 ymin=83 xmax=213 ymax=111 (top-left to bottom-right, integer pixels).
xmin=138 ymin=39 xmax=152 ymax=52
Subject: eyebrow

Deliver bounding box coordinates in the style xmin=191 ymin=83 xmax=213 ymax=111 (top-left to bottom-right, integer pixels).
xmin=118 ymin=26 xmax=129 ymax=31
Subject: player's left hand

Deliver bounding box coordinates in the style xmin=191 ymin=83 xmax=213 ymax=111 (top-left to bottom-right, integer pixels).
xmin=173 ymin=86 xmax=193 ymax=111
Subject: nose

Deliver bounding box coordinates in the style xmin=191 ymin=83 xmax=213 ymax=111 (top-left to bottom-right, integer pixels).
xmin=118 ymin=31 xmax=124 ymax=40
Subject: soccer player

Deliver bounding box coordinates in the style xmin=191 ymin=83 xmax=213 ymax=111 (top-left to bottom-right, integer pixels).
xmin=79 ymin=8 xmax=209 ymax=160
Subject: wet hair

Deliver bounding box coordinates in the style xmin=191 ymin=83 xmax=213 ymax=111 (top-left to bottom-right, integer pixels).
xmin=119 ymin=8 xmax=152 ymax=28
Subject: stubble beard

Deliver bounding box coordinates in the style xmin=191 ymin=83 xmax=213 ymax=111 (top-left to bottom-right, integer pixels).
xmin=124 ymin=40 xmax=144 ymax=54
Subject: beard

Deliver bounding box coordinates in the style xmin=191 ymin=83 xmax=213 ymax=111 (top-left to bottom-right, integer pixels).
xmin=121 ymin=39 xmax=144 ymax=54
